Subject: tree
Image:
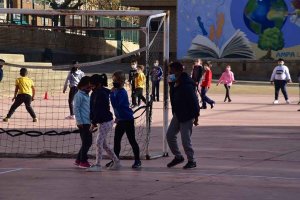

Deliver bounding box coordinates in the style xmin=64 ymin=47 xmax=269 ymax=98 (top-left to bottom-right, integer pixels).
xmin=47 ymin=0 xmax=84 ymax=26
xmin=87 ymin=0 xmax=121 ymax=10
xmin=258 ymin=27 xmax=284 ymax=60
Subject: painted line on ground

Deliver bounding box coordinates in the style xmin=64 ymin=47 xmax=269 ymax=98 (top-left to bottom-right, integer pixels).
xmin=0 ymin=168 xmax=22 ymax=175
xmin=1 ymin=167 xmax=299 ymax=181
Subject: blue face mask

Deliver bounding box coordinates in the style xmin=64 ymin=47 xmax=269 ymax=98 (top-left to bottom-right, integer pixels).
xmin=168 ymin=74 xmax=176 ymax=82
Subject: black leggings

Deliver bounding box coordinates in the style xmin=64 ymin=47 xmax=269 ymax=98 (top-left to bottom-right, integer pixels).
xmin=224 ymin=84 xmax=231 ymax=101
xmin=7 ymin=94 xmax=36 ymax=119
xmin=134 ymin=88 xmax=146 ymax=105
xmin=76 ymin=124 xmax=93 ymax=162
xmin=114 ymin=120 xmax=140 ymax=161
xmin=69 ymin=86 xmax=78 ymax=116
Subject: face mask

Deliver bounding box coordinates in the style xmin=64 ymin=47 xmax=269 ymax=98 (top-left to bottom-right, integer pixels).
xmin=113 ymin=82 xmax=121 ymax=88
xmin=154 ymin=63 xmax=159 ymax=67
xmin=279 ymin=63 xmax=284 ymax=66
xmin=131 ymin=64 xmax=137 ymax=69
xmin=226 ymin=68 xmax=230 ymax=72
xmin=168 ymin=74 xmax=176 ymax=82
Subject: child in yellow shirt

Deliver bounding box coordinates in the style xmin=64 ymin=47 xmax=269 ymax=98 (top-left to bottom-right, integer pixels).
xmin=134 ymin=65 xmax=146 ymax=107
xmin=3 ymin=68 xmax=38 ymax=122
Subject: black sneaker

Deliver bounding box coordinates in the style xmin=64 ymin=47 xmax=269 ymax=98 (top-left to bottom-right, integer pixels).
xmin=183 ymin=161 xmax=196 ymax=169
xmin=105 ymin=160 xmax=113 ymax=168
xmin=132 ymin=160 xmax=142 ymax=169
xmin=167 ymin=156 xmax=184 ymax=168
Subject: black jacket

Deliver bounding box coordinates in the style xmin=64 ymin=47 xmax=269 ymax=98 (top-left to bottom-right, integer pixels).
xmin=170 ymin=72 xmax=200 ymax=122
xmin=90 ymin=87 xmax=113 ymax=125
xmin=191 ymin=65 xmax=203 ymax=84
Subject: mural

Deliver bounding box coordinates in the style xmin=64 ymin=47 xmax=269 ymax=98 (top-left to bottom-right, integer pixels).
xmin=177 ymin=0 xmax=300 ymax=60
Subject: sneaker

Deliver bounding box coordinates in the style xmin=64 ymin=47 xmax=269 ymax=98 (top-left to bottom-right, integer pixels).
xmin=105 ymin=160 xmax=114 ymax=168
xmin=210 ymin=102 xmax=215 ymax=109
xmin=33 ymin=118 xmax=38 ymax=122
xmin=74 ymin=160 xmax=80 ymax=166
xmin=286 ymin=100 xmax=291 ymax=104
xmin=109 ymin=160 xmax=121 ymax=170
xmin=65 ymin=115 xmax=75 ymax=120
xmin=132 ymin=160 xmax=142 ymax=169
xmin=86 ymin=164 xmax=102 ymax=172
xmin=183 ymin=161 xmax=197 ymax=169
xmin=3 ymin=117 xmax=8 ymax=122
xmin=273 ymin=100 xmax=279 ymax=104
xmin=79 ymin=162 xmax=91 ymax=169
xmin=167 ymin=156 xmax=184 ymax=168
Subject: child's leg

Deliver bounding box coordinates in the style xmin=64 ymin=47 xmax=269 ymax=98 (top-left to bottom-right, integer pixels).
xmin=156 ymin=81 xmax=160 ymax=101
xmin=224 ymin=84 xmax=230 ymax=101
xmin=114 ymin=121 xmax=126 ymax=158
xmin=140 ymin=88 xmax=146 ymax=104
xmin=23 ymin=94 xmax=36 ymax=118
xmin=274 ymin=80 xmax=280 ymax=100
xmin=124 ymin=120 xmax=140 ymax=161
xmin=6 ymin=95 xmax=24 ymax=118
xmin=79 ymin=124 xmax=93 ymax=163
xmin=68 ymin=87 xmax=78 ymax=116
xmin=101 ymin=121 xmax=119 ymax=162
xmin=280 ymin=81 xmax=289 ymax=100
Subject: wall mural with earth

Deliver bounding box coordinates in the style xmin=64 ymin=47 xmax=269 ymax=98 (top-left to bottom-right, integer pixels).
xmin=177 ymin=0 xmax=300 ymax=60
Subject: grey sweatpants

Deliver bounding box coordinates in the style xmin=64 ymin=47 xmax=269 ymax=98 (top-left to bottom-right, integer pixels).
xmin=166 ymin=115 xmax=195 ymax=162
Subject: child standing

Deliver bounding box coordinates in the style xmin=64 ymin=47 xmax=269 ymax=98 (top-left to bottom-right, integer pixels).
xmin=200 ymin=61 xmax=215 ymax=109
xmin=128 ymin=60 xmax=138 ymax=107
xmin=87 ymin=74 xmax=120 ymax=172
xmin=217 ymin=65 xmax=235 ymax=102
xmin=150 ymin=60 xmax=163 ymax=101
xmin=109 ymin=70 xmax=142 ymax=169
xmin=134 ymin=65 xmax=147 ymax=107
xmin=73 ymin=76 xmax=93 ymax=168
xmin=3 ymin=68 xmax=38 ymax=122
xmin=63 ymin=61 xmax=85 ymax=120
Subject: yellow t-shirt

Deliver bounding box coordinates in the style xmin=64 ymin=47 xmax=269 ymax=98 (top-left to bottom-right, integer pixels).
xmin=16 ymin=77 xmax=34 ymax=96
xmin=135 ymin=72 xmax=146 ymax=89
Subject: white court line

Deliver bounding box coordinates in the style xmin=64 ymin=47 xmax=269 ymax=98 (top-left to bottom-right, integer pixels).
xmin=0 ymin=168 xmax=22 ymax=175
xmin=1 ymin=167 xmax=300 ymax=181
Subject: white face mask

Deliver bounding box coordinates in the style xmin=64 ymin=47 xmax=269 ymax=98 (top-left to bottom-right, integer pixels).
xmin=154 ymin=63 xmax=159 ymax=67
xmin=131 ymin=64 xmax=137 ymax=69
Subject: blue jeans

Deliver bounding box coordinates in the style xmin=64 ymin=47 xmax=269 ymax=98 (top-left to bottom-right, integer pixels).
xmin=200 ymin=87 xmax=214 ymax=108
xmin=274 ymin=80 xmax=288 ymax=100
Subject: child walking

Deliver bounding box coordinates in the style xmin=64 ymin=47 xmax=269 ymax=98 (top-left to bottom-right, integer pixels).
xmin=200 ymin=61 xmax=215 ymax=109
xmin=3 ymin=68 xmax=38 ymax=122
xmin=217 ymin=65 xmax=235 ymax=102
xmin=73 ymin=76 xmax=93 ymax=168
xmin=87 ymin=74 xmax=120 ymax=172
xmin=109 ymin=70 xmax=142 ymax=169
xmin=134 ymin=65 xmax=146 ymax=107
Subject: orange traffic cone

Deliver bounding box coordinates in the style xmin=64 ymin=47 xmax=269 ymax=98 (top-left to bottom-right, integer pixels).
xmin=44 ymin=91 xmax=49 ymax=100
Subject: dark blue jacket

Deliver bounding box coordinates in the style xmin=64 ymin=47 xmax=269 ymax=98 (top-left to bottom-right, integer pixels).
xmin=170 ymin=72 xmax=200 ymax=122
xmin=110 ymin=88 xmax=134 ymax=121
xmin=90 ymin=87 xmax=113 ymax=125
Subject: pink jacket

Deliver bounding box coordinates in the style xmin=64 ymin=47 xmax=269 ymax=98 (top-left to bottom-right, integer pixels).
xmin=218 ymin=71 xmax=235 ymax=86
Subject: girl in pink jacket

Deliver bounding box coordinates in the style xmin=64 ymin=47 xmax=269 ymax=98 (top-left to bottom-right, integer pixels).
xmin=217 ymin=65 xmax=236 ymax=102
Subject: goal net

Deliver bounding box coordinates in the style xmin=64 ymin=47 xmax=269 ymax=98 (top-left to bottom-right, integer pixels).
xmin=0 ymin=8 xmax=169 ymax=159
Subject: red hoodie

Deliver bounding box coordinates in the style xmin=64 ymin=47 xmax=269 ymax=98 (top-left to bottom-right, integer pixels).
xmin=201 ymin=69 xmax=212 ymax=88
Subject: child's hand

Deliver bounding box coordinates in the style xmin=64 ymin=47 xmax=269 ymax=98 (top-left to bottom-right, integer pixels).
xmin=77 ymin=124 xmax=83 ymax=129
xmin=193 ymin=117 xmax=199 ymax=126
xmin=89 ymin=124 xmax=96 ymax=132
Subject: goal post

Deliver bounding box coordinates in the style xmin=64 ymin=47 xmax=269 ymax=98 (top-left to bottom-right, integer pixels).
xmin=0 ymin=8 xmax=170 ymax=159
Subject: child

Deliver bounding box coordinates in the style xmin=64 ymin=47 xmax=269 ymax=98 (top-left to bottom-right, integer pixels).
xmin=87 ymin=74 xmax=120 ymax=172
xmin=191 ymin=58 xmax=204 ymax=94
xmin=128 ymin=60 xmax=138 ymax=107
xmin=73 ymin=76 xmax=93 ymax=168
xmin=3 ymin=68 xmax=38 ymax=122
xmin=270 ymin=58 xmax=292 ymax=104
xmin=109 ymin=70 xmax=142 ymax=169
xmin=150 ymin=60 xmax=163 ymax=101
xmin=200 ymin=61 xmax=215 ymax=109
xmin=63 ymin=61 xmax=85 ymax=119
xmin=217 ymin=65 xmax=236 ymax=102
xmin=134 ymin=65 xmax=146 ymax=107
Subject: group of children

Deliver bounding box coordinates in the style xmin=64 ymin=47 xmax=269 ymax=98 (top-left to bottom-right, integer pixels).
xmin=74 ymin=70 xmax=142 ymax=171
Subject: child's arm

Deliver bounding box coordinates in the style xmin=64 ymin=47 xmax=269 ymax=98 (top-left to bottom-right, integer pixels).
xmin=31 ymin=86 xmax=35 ymax=101
xmin=217 ymin=73 xmax=224 ymax=86
xmin=12 ymin=85 xmax=19 ymax=101
xmin=73 ymin=94 xmax=83 ymax=127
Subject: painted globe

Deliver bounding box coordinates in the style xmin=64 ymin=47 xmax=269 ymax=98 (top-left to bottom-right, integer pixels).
xmin=244 ymin=0 xmax=288 ymax=34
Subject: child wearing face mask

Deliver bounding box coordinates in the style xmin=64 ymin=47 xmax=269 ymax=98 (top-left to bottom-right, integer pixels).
xmin=128 ymin=60 xmax=138 ymax=107
xmin=134 ymin=65 xmax=147 ymax=107
xmin=86 ymin=74 xmax=120 ymax=172
xmin=109 ymin=71 xmax=142 ymax=169
xmin=73 ymin=76 xmax=93 ymax=168
xmin=217 ymin=65 xmax=236 ymax=102
xmin=150 ymin=60 xmax=163 ymax=101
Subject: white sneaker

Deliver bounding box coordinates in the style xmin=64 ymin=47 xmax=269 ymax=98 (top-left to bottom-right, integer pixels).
xmin=86 ymin=164 xmax=102 ymax=172
xmin=65 ymin=115 xmax=75 ymax=120
xmin=273 ymin=100 xmax=279 ymax=104
xmin=286 ymin=100 xmax=291 ymax=104
xmin=109 ymin=160 xmax=121 ymax=170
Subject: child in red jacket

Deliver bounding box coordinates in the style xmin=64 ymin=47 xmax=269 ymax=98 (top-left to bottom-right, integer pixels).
xmin=200 ymin=61 xmax=215 ymax=109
